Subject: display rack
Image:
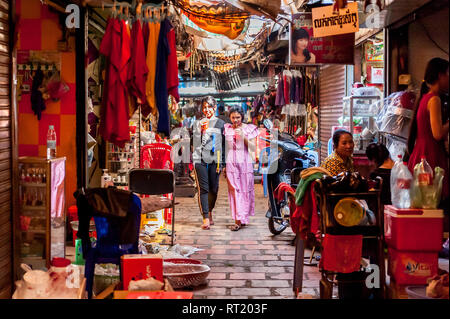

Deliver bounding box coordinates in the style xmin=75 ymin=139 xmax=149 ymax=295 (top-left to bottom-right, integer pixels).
xmin=17 ymin=157 xmax=66 ymax=277
xmin=342 ymin=95 xmax=381 ymax=155
xmin=105 ymin=113 xmax=141 ymax=188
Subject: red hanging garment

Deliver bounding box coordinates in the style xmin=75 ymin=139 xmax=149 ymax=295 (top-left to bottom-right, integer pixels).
xmin=166 ymin=27 xmax=179 ymax=103
xmin=128 ymin=20 xmax=149 ymax=105
xmin=99 ymin=18 xmax=132 ymax=148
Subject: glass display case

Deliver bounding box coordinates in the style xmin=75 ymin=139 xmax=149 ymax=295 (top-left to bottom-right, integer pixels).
xmin=17 ymin=157 xmax=66 ymax=275
xmin=342 ymin=95 xmax=380 ymax=155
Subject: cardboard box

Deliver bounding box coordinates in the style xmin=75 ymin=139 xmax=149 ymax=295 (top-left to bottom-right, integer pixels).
xmin=121 ymin=254 xmax=163 ymax=290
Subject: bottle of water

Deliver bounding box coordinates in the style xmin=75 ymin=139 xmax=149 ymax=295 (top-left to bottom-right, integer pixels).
xmin=391 ymin=158 xmax=413 ymax=209
xmin=46 ymin=125 xmax=57 ymax=159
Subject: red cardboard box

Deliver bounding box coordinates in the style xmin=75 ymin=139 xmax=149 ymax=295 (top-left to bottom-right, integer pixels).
xmin=125 ymin=291 xmax=193 ymax=299
xmin=121 ymin=254 xmax=163 ymax=290
xmin=384 ymin=205 xmax=443 ymax=251
xmin=388 ymin=247 xmax=438 ymax=285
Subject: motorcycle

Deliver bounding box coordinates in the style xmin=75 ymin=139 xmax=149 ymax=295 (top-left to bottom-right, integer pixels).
xmin=261 ymin=120 xmax=318 ymax=235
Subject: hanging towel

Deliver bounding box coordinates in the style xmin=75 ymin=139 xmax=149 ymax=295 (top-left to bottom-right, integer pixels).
xmin=320 ymin=234 xmax=363 ymax=273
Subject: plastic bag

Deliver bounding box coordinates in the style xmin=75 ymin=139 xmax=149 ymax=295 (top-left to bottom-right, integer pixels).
xmin=352 ymin=86 xmax=383 ymax=98
xmin=128 ymin=278 xmax=164 ymax=291
xmin=157 ymin=244 xmax=204 ymax=259
xmin=376 ymin=91 xmax=416 ymax=138
xmin=46 ymin=72 xmax=70 ymax=101
xmin=411 ymin=166 xmax=445 ymax=209
xmin=13 ymin=264 xmax=80 ymax=299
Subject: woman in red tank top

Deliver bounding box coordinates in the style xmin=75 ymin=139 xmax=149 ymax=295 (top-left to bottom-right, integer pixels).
xmin=407 ymin=58 xmax=449 ymax=200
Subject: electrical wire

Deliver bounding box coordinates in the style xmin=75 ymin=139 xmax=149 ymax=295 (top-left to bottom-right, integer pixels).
xmin=418 ymin=20 xmax=449 ymax=56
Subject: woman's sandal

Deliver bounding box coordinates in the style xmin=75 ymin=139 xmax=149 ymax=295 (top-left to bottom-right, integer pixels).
xmin=230 ymin=224 xmax=241 ymax=231
xmin=201 ymin=219 xmax=211 ymax=230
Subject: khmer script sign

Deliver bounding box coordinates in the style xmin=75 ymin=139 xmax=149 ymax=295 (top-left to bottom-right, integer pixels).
xmin=312 ymin=2 xmax=359 ymax=38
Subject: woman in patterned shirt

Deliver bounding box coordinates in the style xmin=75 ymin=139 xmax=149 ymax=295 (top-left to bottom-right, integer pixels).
xmin=321 ymin=130 xmax=355 ymax=176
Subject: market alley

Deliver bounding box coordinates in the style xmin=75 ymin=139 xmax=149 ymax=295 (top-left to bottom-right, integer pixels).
xmin=175 ymin=177 xmax=324 ymax=299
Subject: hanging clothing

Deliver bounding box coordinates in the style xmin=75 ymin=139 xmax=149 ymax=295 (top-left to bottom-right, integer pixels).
xmin=290 ymin=73 xmax=296 ymax=104
xmin=143 ymin=21 xmax=160 ymax=118
xmin=99 ymin=18 xmax=131 ymax=148
xmin=283 ymin=70 xmax=291 ymax=105
xmin=275 ymin=74 xmax=285 ymax=107
xmin=155 ymin=19 xmax=172 ymax=136
xmin=142 ymin=21 xmax=149 ymax=57
xmin=224 ymin=123 xmax=259 ymax=224
xmin=128 ymin=19 xmax=149 ymax=109
xmin=166 ymin=26 xmax=179 ymax=103
xmin=30 ymin=69 xmax=46 ymax=120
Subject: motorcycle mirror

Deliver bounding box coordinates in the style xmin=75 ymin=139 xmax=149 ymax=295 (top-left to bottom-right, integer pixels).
xmin=263 ymin=119 xmax=273 ymax=130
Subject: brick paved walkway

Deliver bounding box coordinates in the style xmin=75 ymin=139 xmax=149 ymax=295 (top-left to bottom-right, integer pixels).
xmin=175 ymin=176 xmax=323 ymax=299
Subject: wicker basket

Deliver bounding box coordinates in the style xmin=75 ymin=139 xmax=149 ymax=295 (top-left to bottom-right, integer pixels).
xmin=163 ymin=261 xmax=210 ymax=289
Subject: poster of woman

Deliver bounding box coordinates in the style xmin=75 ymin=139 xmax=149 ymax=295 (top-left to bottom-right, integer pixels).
xmin=289 ymin=13 xmax=354 ymax=65
xmin=291 ymin=27 xmax=316 ymax=64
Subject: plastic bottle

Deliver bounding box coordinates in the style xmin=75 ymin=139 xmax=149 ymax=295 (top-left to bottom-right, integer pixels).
xmin=414 ymin=156 xmax=436 ymax=209
xmin=390 ymin=158 xmax=413 ymax=209
xmin=417 ymin=156 xmax=433 ymax=186
xmin=46 ymin=125 xmax=57 ymax=159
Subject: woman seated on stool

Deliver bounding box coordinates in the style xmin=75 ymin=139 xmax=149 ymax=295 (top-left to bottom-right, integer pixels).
xmin=366 ymin=143 xmax=394 ymax=205
xmin=321 ymin=129 xmax=355 ymax=176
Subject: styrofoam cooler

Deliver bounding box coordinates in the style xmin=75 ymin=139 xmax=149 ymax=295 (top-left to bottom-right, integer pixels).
xmin=384 ymin=205 xmax=444 ymax=251
xmin=388 ymin=248 xmax=439 ymax=285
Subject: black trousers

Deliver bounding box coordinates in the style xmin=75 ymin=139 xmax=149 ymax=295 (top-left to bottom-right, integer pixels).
xmin=194 ymin=162 xmax=221 ymax=218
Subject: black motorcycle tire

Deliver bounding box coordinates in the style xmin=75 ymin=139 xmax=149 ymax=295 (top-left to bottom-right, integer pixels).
xmin=268 ymin=216 xmax=287 ymax=235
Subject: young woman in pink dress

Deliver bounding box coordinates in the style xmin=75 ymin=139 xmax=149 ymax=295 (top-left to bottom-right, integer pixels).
xmin=224 ymin=106 xmax=259 ymax=231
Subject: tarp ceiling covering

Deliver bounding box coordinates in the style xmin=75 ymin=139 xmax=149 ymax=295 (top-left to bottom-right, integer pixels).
xmin=174 ymin=0 xmax=250 ymax=39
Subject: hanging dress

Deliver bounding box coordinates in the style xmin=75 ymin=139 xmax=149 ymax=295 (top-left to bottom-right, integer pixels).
xmin=224 ymin=123 xmax=259 ymax=224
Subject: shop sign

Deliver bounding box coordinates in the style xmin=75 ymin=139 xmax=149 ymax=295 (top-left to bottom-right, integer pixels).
xmin=289 ymin=13 xmax=354 ymax=65
xmin=311 ymin=2 xmax=359 ymax=38
xmin=371 ymin=67 xmax=384 ymax=84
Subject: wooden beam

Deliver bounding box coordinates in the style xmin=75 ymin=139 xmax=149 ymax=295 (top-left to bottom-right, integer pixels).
xmin=75 ymin=5 xmax=87 ymax=189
